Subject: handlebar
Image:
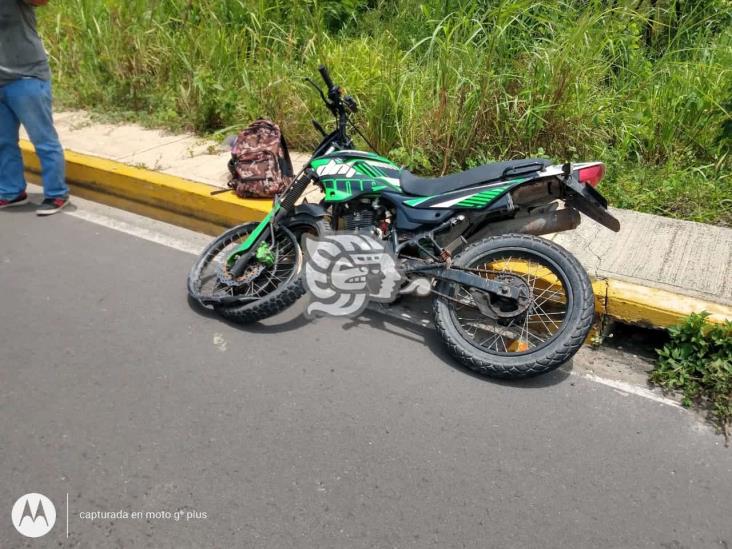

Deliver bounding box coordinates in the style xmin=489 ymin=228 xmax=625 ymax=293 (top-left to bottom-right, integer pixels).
xmin=318 ymin=65 xmax=335 ymax=91
xmin=307 ymin=65 xmax=372 ymax=153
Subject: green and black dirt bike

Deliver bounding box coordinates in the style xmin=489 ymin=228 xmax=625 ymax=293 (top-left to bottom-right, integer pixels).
xmin=188 ymin=65 xmax=620 ymax=378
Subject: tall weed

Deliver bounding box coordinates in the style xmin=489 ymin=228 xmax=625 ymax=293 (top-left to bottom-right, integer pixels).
xmin=38 ymin=0 xmax=731 ymax=224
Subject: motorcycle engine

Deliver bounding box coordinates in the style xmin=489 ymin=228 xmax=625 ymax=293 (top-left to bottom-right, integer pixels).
xmin=338 ymin=199 xmax=390 ymax=237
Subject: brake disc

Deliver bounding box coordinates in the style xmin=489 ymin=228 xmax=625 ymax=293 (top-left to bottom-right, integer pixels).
xmin=216 ymin=261 xmax=266 ymax=288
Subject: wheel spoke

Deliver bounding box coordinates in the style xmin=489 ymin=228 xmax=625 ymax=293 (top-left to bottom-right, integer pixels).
xmin=530 ymin=301 xmax=562 ymax=330
xmin=192 ymin=227 xmax=299 ymax=303
xmin=449 ymin=250 xmax=569 ymax=355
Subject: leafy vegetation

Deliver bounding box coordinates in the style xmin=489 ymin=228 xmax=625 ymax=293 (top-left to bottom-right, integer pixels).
xmin=650 ymin=313 xmax=732 ymax=443
xmin=37 ymin=0 xmax=731 ymax=224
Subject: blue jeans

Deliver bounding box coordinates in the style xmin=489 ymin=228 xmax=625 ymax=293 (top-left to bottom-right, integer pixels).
xmin=0 ymin=78 xmax=67 ymax=200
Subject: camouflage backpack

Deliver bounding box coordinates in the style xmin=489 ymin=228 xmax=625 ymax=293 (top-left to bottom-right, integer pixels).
xmin=226 ymin=119 xmax=294 ymax=198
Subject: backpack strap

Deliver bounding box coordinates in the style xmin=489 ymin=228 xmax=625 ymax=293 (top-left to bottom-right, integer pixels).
xmin=210 ymin=187 xmax=233 ymax=196
xmin=227 ymin=156 xmax=238 ymax=179
xmin=278 ymin=133 xmax=294 ymax=177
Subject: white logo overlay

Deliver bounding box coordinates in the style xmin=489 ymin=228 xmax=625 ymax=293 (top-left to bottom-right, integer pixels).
xmin=12 ymin=493 xmax=56 ymax=538
xmin=302 ymin=232 xmax=403 ymax=318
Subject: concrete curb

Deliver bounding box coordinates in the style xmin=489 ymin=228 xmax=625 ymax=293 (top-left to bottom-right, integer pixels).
xmin=21 ymin=141 xmax=731 ymax=329
xmin=20 ymin=140 xmax=270 ymax=236
xmin=592 ymin=278 xmax=730 ymax=328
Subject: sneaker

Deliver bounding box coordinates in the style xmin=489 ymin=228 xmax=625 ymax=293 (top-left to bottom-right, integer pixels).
xmin=36 ymin=196 xmax=70 ymax=216
xmin=0 ymin=192 xmax=29 ymax=209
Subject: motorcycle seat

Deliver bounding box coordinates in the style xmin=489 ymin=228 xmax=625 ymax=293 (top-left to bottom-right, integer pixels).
xmin=400 ymin=158 xmax=551 ymax=197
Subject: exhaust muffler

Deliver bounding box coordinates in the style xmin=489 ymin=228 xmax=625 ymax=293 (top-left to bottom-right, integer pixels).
xmin=472 ymin=207 xmax=581 ymax=239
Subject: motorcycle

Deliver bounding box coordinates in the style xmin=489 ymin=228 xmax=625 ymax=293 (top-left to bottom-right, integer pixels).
xmin=188 ymin=65 xmax=620 ymax=378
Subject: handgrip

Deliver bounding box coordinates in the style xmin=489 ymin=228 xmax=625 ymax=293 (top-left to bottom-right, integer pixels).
xmin=318 ymin=64 xmax=335 ymax=90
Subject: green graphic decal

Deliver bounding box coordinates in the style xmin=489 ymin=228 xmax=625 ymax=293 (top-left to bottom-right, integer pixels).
xmin=310 ymin=158 xmax=331 ymax=169
xmin=320 ymin=168 xmax=400 ymax=201
xmin=455 ymin=185 xmax=511 ymax=208
xmin=323 ymin=178 xmax=385 ymax=201
xmin=352 ymin=161 xmax=379 ymax=178
xmin=404 ymin=196 xmax=431 ymax=207
xmin=324 ymin=185 xmax=354 ymax=201
xmin=338 ymin=151 xmax=394 ymax=165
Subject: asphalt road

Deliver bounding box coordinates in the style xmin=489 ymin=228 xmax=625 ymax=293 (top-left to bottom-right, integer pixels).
xmin=1 ymin=201 xmax=731 ymax=549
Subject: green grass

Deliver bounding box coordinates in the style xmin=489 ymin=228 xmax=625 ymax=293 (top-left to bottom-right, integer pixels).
xmin=37 ymin=0 xmax=732 ymax=225
xmin=651 ymin=313 xmax=732 ymax=444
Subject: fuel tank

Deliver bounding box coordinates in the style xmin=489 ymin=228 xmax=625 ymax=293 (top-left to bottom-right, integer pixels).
xmin=309 ymin=150 xmax=403 ymax=202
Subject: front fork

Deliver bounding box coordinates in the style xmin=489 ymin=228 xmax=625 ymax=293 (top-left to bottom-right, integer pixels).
xmin=227 ymin=170 xmax=316 ymax=277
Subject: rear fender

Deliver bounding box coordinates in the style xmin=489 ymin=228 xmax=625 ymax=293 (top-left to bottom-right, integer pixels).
xmin=562 ymin=173 xmax=620 ymax=232
xmin=492 ymin=170 xmax=620 ymax=232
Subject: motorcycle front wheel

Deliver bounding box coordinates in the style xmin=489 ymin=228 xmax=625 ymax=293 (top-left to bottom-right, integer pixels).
xmin=188 ymin=222 xmax=306 ymax=323
xmin=432 ymin=234 xmax=595 ymax=378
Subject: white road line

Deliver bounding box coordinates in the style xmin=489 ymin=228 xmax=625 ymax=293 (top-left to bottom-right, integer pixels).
xmin=61 ymin=197 xmax=682 ymax=410
xmin=578 ymin=373 xmax=681 ymax=408
xmin=66 ymin=208 xmax=203 ymax=256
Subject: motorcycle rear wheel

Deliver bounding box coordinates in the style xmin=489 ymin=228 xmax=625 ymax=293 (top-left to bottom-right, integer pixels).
xmin=432 ymin=234 xmax=594 ymax=378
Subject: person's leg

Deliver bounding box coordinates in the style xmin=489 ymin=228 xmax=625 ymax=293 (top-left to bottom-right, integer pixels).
xmin=0 ymin=85 xmax=27 ymax=201
xmin=4 ymin=78 xmax=67 ymax=199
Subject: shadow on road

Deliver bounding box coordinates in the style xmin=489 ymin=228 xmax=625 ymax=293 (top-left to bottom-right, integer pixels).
xmin=1 ymin=203 xmax=36 ymax=213
xmin=342 ymin=307 xmax=573 ymax=388
xmin=1 ymin=191 xmax=79 ymax=214
xmin=188 ymin=295 xmax=571 ymax=388
xmin=187 ymin=294 xmax=313 ymax=333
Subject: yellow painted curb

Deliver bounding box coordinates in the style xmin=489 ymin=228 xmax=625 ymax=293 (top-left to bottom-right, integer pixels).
xmin=20 ymin=140 xmax=270 ymax=235
xmin=604 ymin=278 xmax=731 ymax=327
xmin=21 ymin=141 xmax=731 ymax=329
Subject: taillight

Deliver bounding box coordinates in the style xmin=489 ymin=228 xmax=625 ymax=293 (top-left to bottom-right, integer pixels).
xmin=577 ymin=163 xmax=605 ymax=187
